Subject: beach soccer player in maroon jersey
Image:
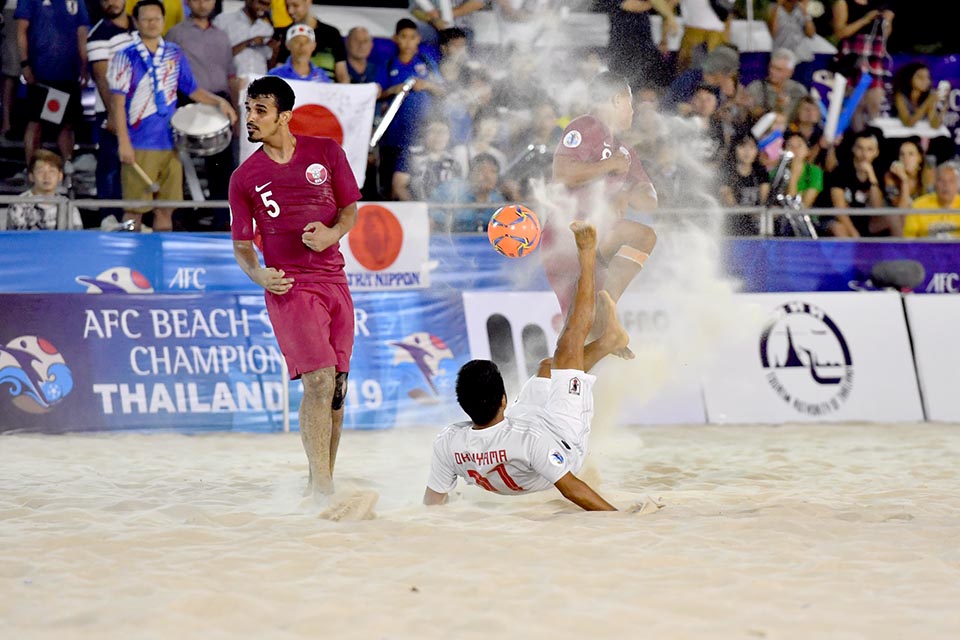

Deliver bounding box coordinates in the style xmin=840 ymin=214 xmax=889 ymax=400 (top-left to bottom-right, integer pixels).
xmin=229 ymin=76 xmax=361 ymax=496
xmin=548 ymin=72 xmax=658 ymax=354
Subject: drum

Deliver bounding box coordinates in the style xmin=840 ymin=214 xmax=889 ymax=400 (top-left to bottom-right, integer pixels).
xmin=170 ymin=103 xmax=232 ymax=157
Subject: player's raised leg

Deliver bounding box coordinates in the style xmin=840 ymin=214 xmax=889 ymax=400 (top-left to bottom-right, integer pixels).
xmin=599 ymin=219 xmax=656 ymax=302
xmin=300 ymin=366 xmax=338 ymax=495
xmin=552 ymin=221 xmax=599 ymax=372
xmin=535 ymin=290 xmax=631 ymax=378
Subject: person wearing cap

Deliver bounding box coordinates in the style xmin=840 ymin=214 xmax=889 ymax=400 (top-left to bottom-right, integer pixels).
xmin=663 ymin=44 xmax=739 ymax=112
xmin=274 ymin=0 xmax=348 ymax=83
xmin=268 ymin=23 xmax=331 ymax=83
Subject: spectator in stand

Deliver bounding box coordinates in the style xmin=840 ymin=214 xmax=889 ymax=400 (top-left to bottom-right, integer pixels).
xmin=345 ymin=26 xmax=380 ymax=90
xmin=745 ymin=48 xmax=808 ymax=120
xmin=604 ymin=0 xmax=678 ymax=90
xmin=392 ymin=115 xmax=462 ymax=202
xmin=15 ymin=0 xmax=90 ymax=169
xmin=779 ymin=131 xmax=824 ymax=210
xmin=892 ymin=61 xmax=952 ymax=164
xmin=452 ymin=108 xmax=507 ymax=178
xmin=677 ymin=0 xmax=729 ymax=73
xmin=166 ymin=0 xmax=239 ymax=231
xmin=664 ymin=44 xmax=739 ymax=113
xmin=274 ymin=0 xmax=348 ymax=83
xmin=378 ymin=18 xmax=445 ymax=201
xmin=832 ymin=0 xmax=893 ymax=122
xmin=883 ymin=137 xmax=932 ymax=210
xmin=269 ymin=24 xmax=331 ymax=83
xmin=787 ymin=95 xmax=825 ymax=165
xmin=87 ymin=0 xmax=135 ymax=226
xmin=904 ymin=162 xmax=960 ymax=239
xmin=446 ymin=68 xmax=493 ymax=146
xmin=123 ymin=0 xmax=180 ymax=34
xmin=511 ymin=99 xmax=562 ymax=152
xmin=438 ymin=27 xmax=469 ymax=84
xmin=767 ymin=0 xmax=817 ymax=88
xmin=825 ymin=129 xmax=894 ymax=237
xmin=2 ymin=9 xmax=21 ymax=140
xmin=0 ymin=150 xmax=82 ymax=230
xmin=409 ymin=0 xmax=487 ymax=41
xmin=430 ymin=152 xmax=504 ymax=232
xmin=719 ymin=133 xmax=770 ymax=235
xmin=108 ymin=0 xmax=237 ymax=231
xmin=214 ymin=0 xmax=276 ymax=80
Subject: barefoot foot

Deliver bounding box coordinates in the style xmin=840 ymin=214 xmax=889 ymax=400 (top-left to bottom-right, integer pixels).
xmin=570 ymin=220 xmax=597 ymax=252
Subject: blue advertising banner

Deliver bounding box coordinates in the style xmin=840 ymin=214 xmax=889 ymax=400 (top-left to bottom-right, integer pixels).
xmin=1 ymin=232 xmax=957 ymax=295
xmin=0 ymin=292 xmax=470 ymax=433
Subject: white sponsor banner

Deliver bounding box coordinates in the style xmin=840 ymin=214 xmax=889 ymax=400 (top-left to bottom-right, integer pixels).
xmin=702 ymin=292 xmax=923 ymax=423
xmin=462 ymin=291 xmax=707 ymax=425
xmin=904 ymin=295 xmax=960 ymax=422
xmin=240 ymin=76 xmax=377 ymax=187
xmin=342 ymin=202 xmax=430 ymax=290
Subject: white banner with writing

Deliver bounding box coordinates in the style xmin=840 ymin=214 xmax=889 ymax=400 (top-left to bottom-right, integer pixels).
xmin=701 ymin=292 xmax=923 ymax=423
xmin=904 ymin=295 xmax=960 ymax=422
xmin=240 ymin=76 xmax=378 ymax=187
xmin=462 ymin=291 xmax=708 ymax=426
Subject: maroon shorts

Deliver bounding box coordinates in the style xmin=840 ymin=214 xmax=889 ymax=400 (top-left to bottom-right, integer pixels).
xmin=265 ymin=281 xmax=354 ymax=380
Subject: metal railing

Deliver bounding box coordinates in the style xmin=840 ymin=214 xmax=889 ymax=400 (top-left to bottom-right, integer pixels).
xmin=2 ymin=194 xmax=959 ymax=238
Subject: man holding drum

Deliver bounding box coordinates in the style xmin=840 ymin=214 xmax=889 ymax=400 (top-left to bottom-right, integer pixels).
xmin=107 ymin=0 xmax=237 ymax=231
xmin=229 ymin=76 xmax=361 ymax=498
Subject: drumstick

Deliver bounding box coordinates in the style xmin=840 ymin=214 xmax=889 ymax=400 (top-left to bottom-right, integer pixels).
xmin=131 ymin=162 xmax=160 ymax=194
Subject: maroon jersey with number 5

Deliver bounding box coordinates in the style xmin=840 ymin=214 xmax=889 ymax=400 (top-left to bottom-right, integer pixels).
xmin=229 ymin=135 xmax=361 ymax=284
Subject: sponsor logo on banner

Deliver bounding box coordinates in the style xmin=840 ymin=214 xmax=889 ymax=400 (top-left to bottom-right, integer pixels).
xmin=75 ymin=267 xmax=154 ymax=294
xmin=759 ymin=301 xmax=854 ymax=416
xmin=0 ymin=336 xmax=74 ymax=413
xmin=342 ymin=202 xmax=430 ymax=290
xmin=925 ymin=272 xmax=960 ymax=293
xmin=239 ymin=77 xmax=378 ymax=187
xmin=390 ymin=331 xmax=454 ymax=403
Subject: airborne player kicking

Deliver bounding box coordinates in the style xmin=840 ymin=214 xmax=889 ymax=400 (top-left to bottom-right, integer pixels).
xmin=423 ymin=222 xmax=629 ymax=511
xmin=546 ymin=72 xmax=658 ymax=354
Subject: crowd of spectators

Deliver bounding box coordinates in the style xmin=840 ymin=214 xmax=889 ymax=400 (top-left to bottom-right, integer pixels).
xmin=0 ymin=0 xmax=957 ymax=238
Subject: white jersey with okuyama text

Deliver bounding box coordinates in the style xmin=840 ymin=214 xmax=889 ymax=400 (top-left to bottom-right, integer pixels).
xmin=426 ymin=416 xmax=578 ymax=496
xmin=427 ymin=370 xmax=595 ymax=496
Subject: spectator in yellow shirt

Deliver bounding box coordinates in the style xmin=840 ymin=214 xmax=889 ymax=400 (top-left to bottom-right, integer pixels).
xmin=904 ymin=162 xmax=960 ymax=239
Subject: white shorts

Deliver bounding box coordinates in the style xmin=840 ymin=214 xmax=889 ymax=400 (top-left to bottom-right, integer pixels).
xmin=509 ymin=369 xmax=596 ymax=461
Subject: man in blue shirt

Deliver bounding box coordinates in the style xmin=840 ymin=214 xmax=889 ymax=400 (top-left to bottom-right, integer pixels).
xmin=376 ymin=18 xmax=444 ymax=200
xmin=15 ymin=0 xmax=90 ymax=169
xmin=108 ymin=0 xmax=236 ymax=231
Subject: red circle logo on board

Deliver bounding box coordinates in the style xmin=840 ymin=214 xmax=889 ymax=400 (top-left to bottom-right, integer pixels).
xmin=290 ymin=104 xmax=344 ymax=145
xmin=48 ymin=100 xmax=61 ymax=113
xmin=349 ymin=205 xmax=403 ymax=272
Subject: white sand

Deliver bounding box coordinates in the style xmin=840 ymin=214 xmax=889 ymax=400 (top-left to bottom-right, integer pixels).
xmin=2 ymin=424 xmax=959 ymax=639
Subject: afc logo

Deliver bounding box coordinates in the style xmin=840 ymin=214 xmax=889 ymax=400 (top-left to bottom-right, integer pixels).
xmin=925 ymin=272 xmax=960 ymax=293
xmin=168 ymin=267 xmax=206 ymax=290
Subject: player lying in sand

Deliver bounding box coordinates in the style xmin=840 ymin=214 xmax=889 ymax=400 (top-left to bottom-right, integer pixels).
xmin=423 ymin=221 xmax=629 ymax=511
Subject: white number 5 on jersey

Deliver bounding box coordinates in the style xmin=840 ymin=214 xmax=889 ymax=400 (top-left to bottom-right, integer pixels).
xmin=260 ymin=190 xmax=280 ymax=217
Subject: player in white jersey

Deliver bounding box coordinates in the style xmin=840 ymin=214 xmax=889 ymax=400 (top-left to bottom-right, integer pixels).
xmin=423 ymin=221 xmax=630 ymax=511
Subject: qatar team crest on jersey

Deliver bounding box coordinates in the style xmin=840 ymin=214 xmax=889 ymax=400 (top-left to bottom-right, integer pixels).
xmin=563 ymin=130 xmax=582 ymax=148
xmin=305 ymin=163 xmax=329 ymax=185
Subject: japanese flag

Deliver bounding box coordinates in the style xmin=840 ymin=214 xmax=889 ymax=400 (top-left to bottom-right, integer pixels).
xmin=239 ymin=76 xmax=378 ymax=187
xmin=40 ymin=85 xmax=70 ymax=125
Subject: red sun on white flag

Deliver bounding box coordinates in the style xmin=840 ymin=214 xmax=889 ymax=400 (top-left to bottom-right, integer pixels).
xmin=290 ymin=105 xmax=344 ymax=145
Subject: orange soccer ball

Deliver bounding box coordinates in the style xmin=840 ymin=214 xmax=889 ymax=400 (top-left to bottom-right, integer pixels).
xmin=487 ymin=204 xmax=542 ymax=258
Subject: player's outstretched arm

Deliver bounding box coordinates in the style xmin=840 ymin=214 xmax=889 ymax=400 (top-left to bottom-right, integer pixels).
xmin=423 ymin=487 xmax=449 ymax=506
xmin=554 ymin=472 xmax=617 ymax=511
